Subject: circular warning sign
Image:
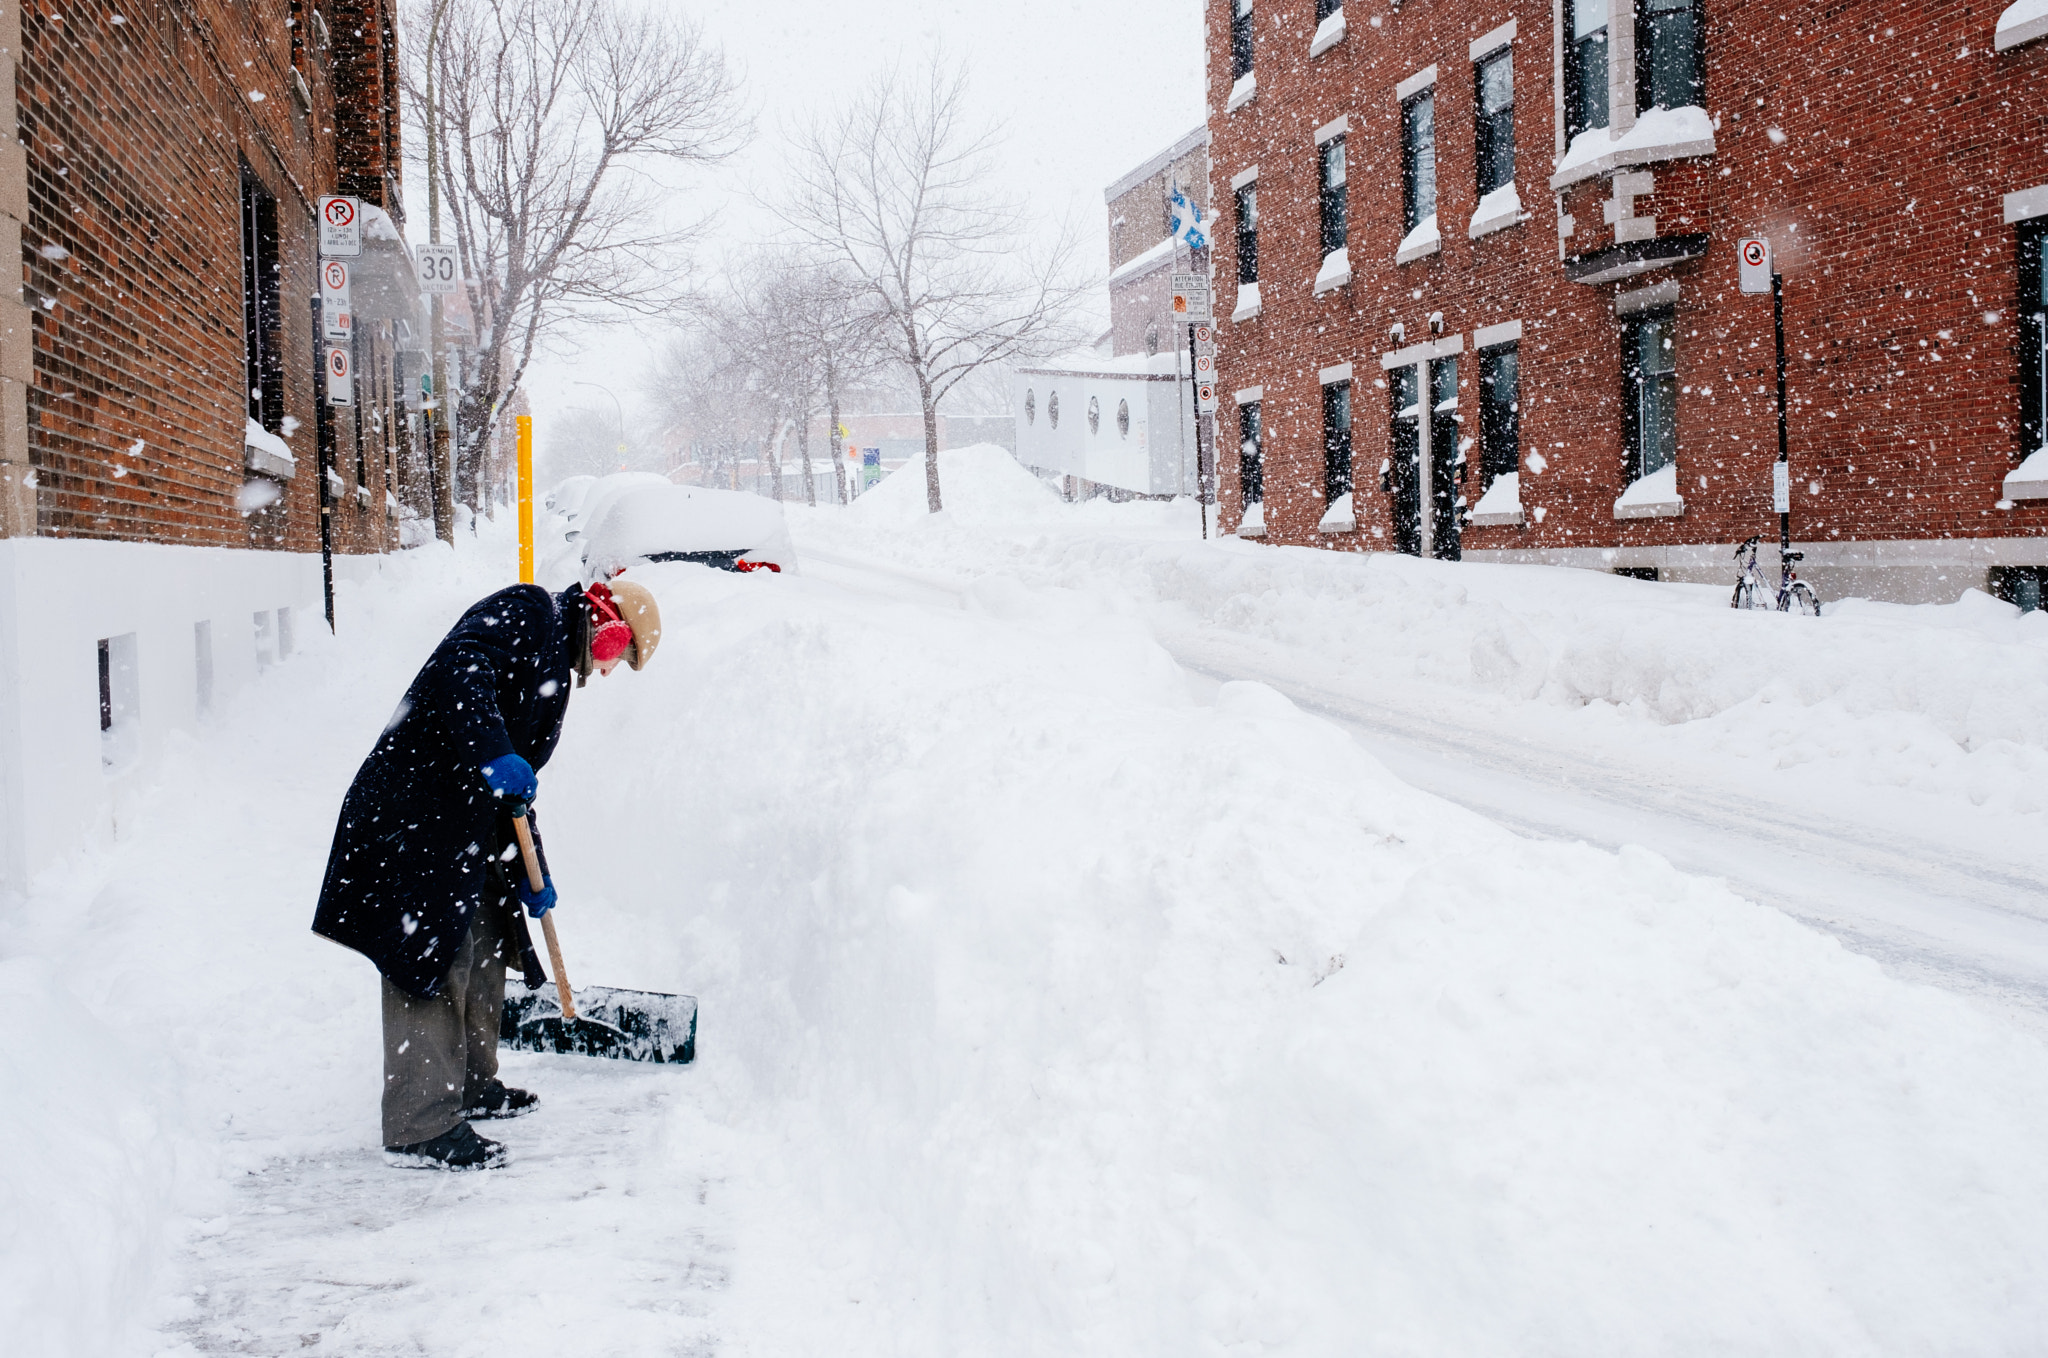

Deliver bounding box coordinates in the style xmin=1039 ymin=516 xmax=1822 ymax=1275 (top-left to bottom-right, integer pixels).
xmin=1197 ymin=382 xmax=1217 ymax=403
xmin=1194 ymin=324 xmax=1213 ymax=346
xmin=328 ymin=347 xmax=351 ymax=378
xmin=1195 ymin=353 xmax=1216 ymax=376
xmin=324 ymin=197 xmax=357 ymax=229
xmin=323 ymin=260 xmax=349 ymax=290
xmin=1740 ymin=239 xmax=1768 ymax=268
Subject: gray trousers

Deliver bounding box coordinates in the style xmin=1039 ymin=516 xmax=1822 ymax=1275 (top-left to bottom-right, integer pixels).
xmin=381 ymin=903 xmax=507 ymax=1146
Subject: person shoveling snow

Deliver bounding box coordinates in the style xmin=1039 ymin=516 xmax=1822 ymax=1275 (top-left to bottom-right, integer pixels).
xmin=311 ymin=578 xmax=661 ymax=1170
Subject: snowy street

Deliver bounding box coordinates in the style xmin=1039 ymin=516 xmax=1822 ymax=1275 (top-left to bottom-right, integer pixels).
xmin=9 ymin=452 xmax=2048 ymax=1355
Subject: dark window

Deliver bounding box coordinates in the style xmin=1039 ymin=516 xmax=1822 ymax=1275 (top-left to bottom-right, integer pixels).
xmin=1319 ymin=137 xmax=1347 ymax=256
xmin=1479 ymin=344 xmax=1520 ymax=481
xmin=1475 ymin=50 xmax=1515 ymax=197
xmin=1624 ymin=309 xmax=1680 ymax=479
xmin=1239 ymin=401 xmax=1263 ymax=504
xmin=1315 ymin=0 xmax=1342 ymax=20
xmin=1230 ymin=0 xmax=1255 ymax=80
xmin=97 ymin=638 xmax=112 ymax=732
xmin=1565 ymin=0 xmax=1610 ymax=141
xmin=1235 ymin=181 xmax=1259 ymax=285
xmin=240 ymin=164 xmax=283 ymax=431
xmin=1401 ymin=92 xmax=1436 ymax=232
xmin=1637 ymin=0 xmax=1705 ymax=112
xmin=1386 ymin=366 xmax=1422 ymax=557
xmin=2022 ymin=223 xmax=2046 ymax=458
xmin=1430 ymin=357 xmax=1462 ymax=561
xmin=1323 ymin=381 xmax=1353 ymax=505
xmin=1991 ymin=566 xmax=2046 ymax=614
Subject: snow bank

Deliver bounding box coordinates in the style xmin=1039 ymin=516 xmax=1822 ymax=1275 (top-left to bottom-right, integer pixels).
xmin=848 ymin=443 xmax=1063 ymax=526
xmin=573 ymin=551 xmax=2048 ymax=1354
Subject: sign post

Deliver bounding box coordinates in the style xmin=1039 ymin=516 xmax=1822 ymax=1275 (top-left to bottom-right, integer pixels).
xmin=517 ymin=415 xmax=535 ymax=584
xmin=1740 ymin=238 xmax=1794 ymax=556
xmin=1172 ymin=275 xmax=1217 ymax=537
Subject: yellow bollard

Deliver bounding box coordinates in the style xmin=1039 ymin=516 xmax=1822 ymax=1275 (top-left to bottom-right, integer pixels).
xmin=517 ymin=415 xmax=534 ymax=584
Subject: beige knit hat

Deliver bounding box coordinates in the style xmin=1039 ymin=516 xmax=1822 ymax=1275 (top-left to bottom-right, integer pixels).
xmin=607 ymin=578 xmax=662 ymax=671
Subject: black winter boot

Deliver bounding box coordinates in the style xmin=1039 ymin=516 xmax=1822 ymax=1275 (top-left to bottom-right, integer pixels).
xmin=384 ymin=1121 xmax=507 ymax=1170
xmin=463 ymin=1078 xmax=540 ymax=1120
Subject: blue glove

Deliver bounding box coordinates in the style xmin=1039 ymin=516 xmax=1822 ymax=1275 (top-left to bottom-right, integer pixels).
xmin=481 ymin=754 xmax=538 ymax=805
xmin=518 ymin=873 xmax=558 ymax=919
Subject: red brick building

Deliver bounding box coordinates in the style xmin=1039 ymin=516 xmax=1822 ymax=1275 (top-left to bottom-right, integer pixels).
xmin=1209 ymin=0 xmax=2048 ymax=604
xmin=7 ymin=0 xmax=418 ymax=553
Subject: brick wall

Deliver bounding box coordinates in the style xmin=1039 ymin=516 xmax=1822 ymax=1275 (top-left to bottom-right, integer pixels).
xmin=14 ymin=0 xmax=408 ymax=556
xmin=1208 ymin=0 xmax=2048 ymax=590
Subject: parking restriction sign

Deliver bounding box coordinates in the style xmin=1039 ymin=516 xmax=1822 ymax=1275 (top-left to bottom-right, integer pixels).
xmin=319 ymin=195 xmax=362 ymax=257
xmin=326 ymin=344 xmax=354 ymax=406
xmin=1196 ymin=380 xmax=1218 ymax=412
xmin=1738 ymin=237 xmax=1773 ymax=294
xmin=320 ymin=260 xmax=352 ymax=340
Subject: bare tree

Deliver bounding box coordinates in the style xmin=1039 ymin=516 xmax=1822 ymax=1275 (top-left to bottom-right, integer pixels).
xmin=783 ymin=61 xmax=1085 ymax=512
xmin=407 ymin=0 xmax=743 ymax=511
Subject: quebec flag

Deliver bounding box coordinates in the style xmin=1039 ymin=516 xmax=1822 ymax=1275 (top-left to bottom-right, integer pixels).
xmin=1169 ymin=184 xmax=1209 ymax=251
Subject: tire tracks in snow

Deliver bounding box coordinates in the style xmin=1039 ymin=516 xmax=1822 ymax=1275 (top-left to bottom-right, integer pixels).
xmin=803 ymin=544 xmax=2048 ymax=1029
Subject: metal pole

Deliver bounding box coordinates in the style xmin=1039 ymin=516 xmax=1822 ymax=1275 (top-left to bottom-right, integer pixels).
xmin=425 ymin=0 xmax=455 ymax=545
xmin=313 ymin=299 xmax=335 ymax=630
xmin=1772 ymin=270 xmax=1792 ymax=555
xmin=1187 ymin=322 xmax=1206 ymax=539
xmin=517 ymin=414 xmax=534 ymax=584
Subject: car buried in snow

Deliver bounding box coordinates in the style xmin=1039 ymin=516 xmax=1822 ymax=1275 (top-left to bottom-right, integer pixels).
xmin=561 ymin=477 xmax=798 ymax=583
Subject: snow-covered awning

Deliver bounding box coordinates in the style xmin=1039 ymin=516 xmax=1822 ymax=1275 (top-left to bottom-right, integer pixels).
xmin=2003 ymin=448 xmax=2048 ymax=501
xmin=1550 ymin=106 xmax=1717 ymax=190
xmin=1997 ymin=0 xmax=2048 ymax=51
xmin=1564 ymin=233 xmax=1711 ymax=286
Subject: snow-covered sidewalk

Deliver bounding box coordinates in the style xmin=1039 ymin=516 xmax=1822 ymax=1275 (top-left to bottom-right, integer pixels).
xmin=8 ymin=468 xmax=2048 ymax=1355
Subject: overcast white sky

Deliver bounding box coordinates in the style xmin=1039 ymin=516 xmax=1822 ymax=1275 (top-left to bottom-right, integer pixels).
xmin=513 ymin=0 xmax=1206 ymax=438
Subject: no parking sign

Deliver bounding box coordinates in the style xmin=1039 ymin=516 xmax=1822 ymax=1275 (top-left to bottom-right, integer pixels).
xmin=326 ymin=344 xmax=353 ymax=406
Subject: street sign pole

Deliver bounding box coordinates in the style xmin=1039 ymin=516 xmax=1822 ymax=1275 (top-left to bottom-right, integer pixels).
xmin=1187 ymin=321 xmax=1205 ymax=539
xmin=1741 ymin=237 xmax=1793 ymax=557
xmin=1772 ymin=270 xmax=1792 ymax=556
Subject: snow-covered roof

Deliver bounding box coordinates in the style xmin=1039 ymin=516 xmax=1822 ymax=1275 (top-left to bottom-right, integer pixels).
xmin=1997 ymin=0 xmax=2048 ymax=50
xmin=1017 ymin=349 xmax=1182 ymax=380
xmin=1108 ymin=236 xmax=1179 ymax=287
xmin=1102 ymin=124 xmax=1210 ymax=204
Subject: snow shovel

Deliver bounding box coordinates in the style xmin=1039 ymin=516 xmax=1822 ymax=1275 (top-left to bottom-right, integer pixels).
xmin=498 ymin=813 xmax=698 ymax=1064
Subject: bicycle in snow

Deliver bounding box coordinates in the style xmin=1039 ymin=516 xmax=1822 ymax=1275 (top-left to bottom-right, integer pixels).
xmin=1731 ymin=535 xmax=1821 ymax=615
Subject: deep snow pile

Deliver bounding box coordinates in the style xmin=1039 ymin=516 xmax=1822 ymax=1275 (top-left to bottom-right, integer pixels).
xmin=797 ymin=507 xmax=2048 ymax=849
xmin=849 ymin=443 xmax=1066 ymax=526
xmin=7 ymin=515 xmax=2048 ymax=1354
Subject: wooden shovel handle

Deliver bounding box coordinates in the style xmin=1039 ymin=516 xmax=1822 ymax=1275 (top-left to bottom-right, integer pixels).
xmin=513 ymin=814 xmax=577 ymax=1022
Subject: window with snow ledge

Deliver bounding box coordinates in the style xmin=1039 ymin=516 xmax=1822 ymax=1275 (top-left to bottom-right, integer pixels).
xmin=1233 ymin=280 xmax=1264 ymax=320
xmin=1317 ymin=491 xmax=1356 ymax=533
xmin=1999 ymin=0 xmax=2048 ymax=51
xmin=1613 ymin=463 xmax=1684 ymax=518
xmin=1311 ymin=0 xmax=1346 ymax=56
xmin=1469 ymin=183 xmax=1524 ymax=238
xmin=1468 ymin=470 xmax=1525 ymax=526
xmin=1227 ymin=70 xmax=1257 ymax=112
xmin=1550 ymin=104 xmax=1716 ymax=190
xmin=2004 ymin=449 xmax=2048 ymax=502
xmin=1396 ymin=216 xmax=1440 ymax=264
xmin=1230 ymin=0 xmax=1256 ymax=79
xmin=1238 ymin=399 xmax=1265 ymax=533
xmin=2021 ymin=222 xmax=2045 ymax=462
xmin=1322 ymin=378 xmax=1353 ymax=527
xmin=1314 ymin=248 xmax=1351 ymax=293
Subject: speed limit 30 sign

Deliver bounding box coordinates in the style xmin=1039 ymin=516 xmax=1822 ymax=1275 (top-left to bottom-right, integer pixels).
xmin=415 ymin=243 xmax=460 ymax=295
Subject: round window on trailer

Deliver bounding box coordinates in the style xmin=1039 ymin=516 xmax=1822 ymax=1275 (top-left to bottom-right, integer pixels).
xmin=1117 ymin=399 xmax=1130 ymax=438
xmin=1025 ymin=389 xmax=1036 ymax=425
xmin=1088 ymin=395 xmax=1101 ymax=435
xmin=1049 ymin=391 xmax=1060 ymax=428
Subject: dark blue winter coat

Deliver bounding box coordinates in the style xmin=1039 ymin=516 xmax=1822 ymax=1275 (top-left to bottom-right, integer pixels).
xmin=313 ymin=583 xmax=585 ymax=997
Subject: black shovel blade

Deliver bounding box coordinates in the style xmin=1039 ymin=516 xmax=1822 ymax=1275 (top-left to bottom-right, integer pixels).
xmin=500 ymin=979 xmax=697 ymax=1064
